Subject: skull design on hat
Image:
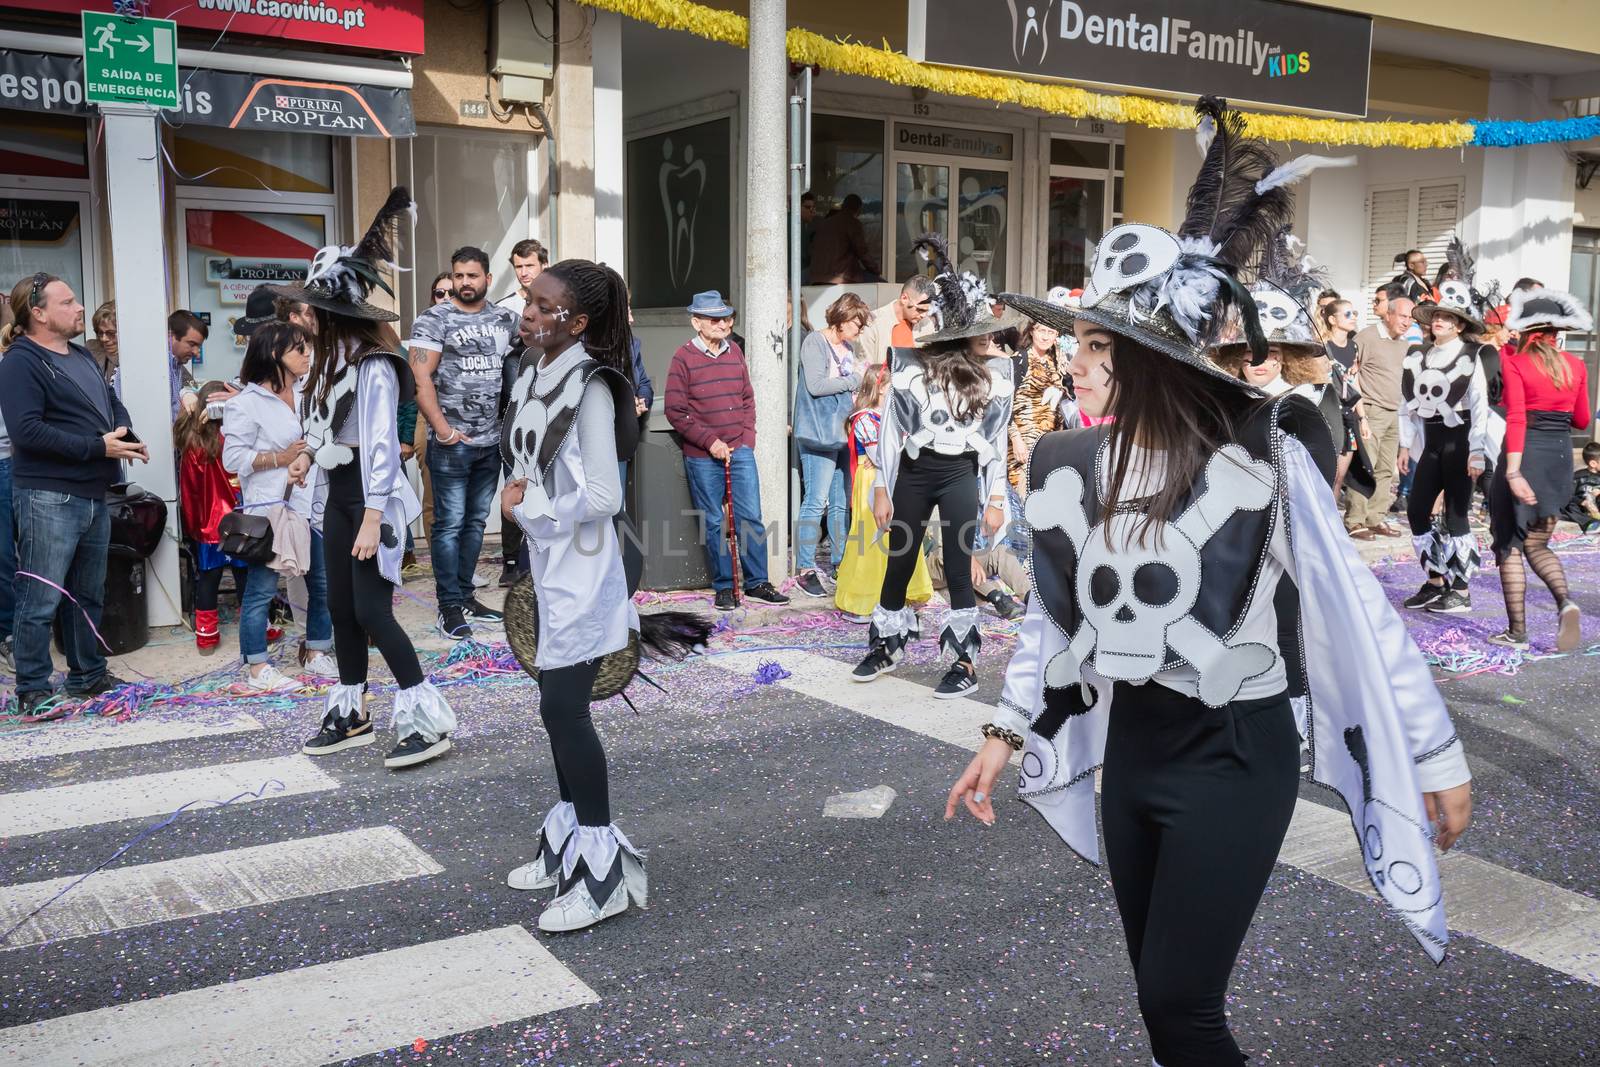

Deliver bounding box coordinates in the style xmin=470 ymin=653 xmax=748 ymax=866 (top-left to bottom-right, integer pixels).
xmin=1082 ymin=224 xmax=1182 ymax=310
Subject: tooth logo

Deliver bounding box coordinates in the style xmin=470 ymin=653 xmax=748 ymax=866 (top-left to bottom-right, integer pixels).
xmin=659 ymin=136 xmax=709 ymax=288
xmin=1005 ymin=0 xmax=1054 ymax=66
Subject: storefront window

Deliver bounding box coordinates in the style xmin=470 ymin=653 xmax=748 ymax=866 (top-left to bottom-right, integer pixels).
xmin=957 ymin=169 xmax=1009 ymax=292
xmin=895 ymin=163 xmax=948 ymax=280
xmin=172 ymin=127 xmax=334 ymax=194
xmin=1050 ymin=139 xmax=1110 ymax=169
xmin=0 ymin=195 xmax=89 ymax=306
xmin=626 ymin=117 xmax=732 ymax=309
xmin=811 ymin=113 xmax=884 ymax=277
xmin=0 ymin=113 xmax=89 ymax=179
xmin=1046 ymin=176 xmax=1105 ymax=292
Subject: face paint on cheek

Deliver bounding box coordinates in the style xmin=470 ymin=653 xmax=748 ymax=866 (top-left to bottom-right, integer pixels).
xmin=1098 ymin=364 xmax=1113 ymax=388
xmin=533 ymin=326 xmax=552 ymax=343
xmin=552 ymin=307 xmax=572 ymax=322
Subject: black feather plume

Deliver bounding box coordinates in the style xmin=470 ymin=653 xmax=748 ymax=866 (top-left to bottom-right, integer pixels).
xmin=1444 ymin=235 xmax=1475 ymax=290
xmin=639 ymin=611 xmax=714 ymax=660
xmin=910 ymin=232 xmax=972 ymax=330
xmin=1257 ymin=228 xmax=1328 ymax=306
xmin=351 ymin=186 xmax=414 ymax=273
xmin=1178 ymin=97 xmax=1293 ymax=269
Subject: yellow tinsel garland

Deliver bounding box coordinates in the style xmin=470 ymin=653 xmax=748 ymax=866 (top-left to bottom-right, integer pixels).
xmin=572 ymin=0 xmax=1477 ymax=150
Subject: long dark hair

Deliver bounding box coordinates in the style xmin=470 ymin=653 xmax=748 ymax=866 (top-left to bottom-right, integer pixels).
xmin=1102 ymin=336 xmax=1262 ymax=546
xmin=921 ymin=337 xmax=992 ymax=421
xmin=303 ymin=308 xmax=389 ymax=412
xmin=239 ymin=322 xmax=309 ymax=393
xmin=542 ymin=259 xmax=634 ymax=383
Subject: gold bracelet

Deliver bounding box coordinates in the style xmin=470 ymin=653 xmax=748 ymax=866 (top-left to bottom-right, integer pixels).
xmin=981 ymin=723 xmax=1025 ymax=751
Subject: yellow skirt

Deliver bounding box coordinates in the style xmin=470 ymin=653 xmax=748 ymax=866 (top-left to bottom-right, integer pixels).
xmin=833 ymin=459 xmax=932 ymax=616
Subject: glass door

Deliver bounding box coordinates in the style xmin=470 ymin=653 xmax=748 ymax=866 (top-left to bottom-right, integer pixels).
xmin=1570 ymin=227 xmax=1600 ymax=443
xmin=955 ymin=167 xmax=1010 ymax=293
xmin=1045 ymin=173 xmax=1107 ymax=292
xmin=894 ymin=162 xmax=949 ymax=280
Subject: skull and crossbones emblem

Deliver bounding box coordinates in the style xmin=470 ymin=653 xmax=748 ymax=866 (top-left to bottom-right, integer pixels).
xmin=1082 ymin=224 xmax=1182 ymax=309
xmin=1405 ymin=355 xmax=1467 ymax=427
xmin=1437 ymin=279 xmax=1473 ymax=313
xmin=505 ymin=362 xmax=589 ymax=484
xmin=1025 ymin=445 xmax=1278 ymax=706
xmin=891 ymin=359 xmax=1008 ymax=465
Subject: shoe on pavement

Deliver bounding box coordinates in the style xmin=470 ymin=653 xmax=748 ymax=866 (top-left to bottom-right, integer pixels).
xmin=1402 ymin=582 xmax=1446 ymax=610
xmin=1348 ymin=527 xmax=1376 ymax=542
xmin=744 ymin=582 xmax=790 ymax=605
xmin=1427 ymin=589 xmax=1472 ymax=615
xmin=385 ymin=732 xmax=452 ymax=769
xmin=499 ymin=564 xmax=527 ymax=588
xmin=17 ymin=690 xmax=68 ymax=723
xmin=1556 ymin=599 xmax=1582 ymax=653
xmin=1487 ymin=630 xmax=1530 ymax=650
xmin=1368 ymin=522 xmax=1403 ymax=538
xmin=438 ymin=605 xmax=473 ymax=640
xmin=538 ymin=857 xmax=632 ymax=934
xmin=1390 ymin=494 xmax=1408 ymax=514
xmin=472 ymin=570 xmax=490 ymax=589
xmin=66 ymin=672 xmax=128 ymax=698
xmin=465 ymin=598 xmax=504 ymax=624
xmin=714 ymin=589 xmax=737 ymax=612
xmin=299 ymin=649 xmax=339 ymax=679
xmin=985 ymin=589 xmax=1024 ymax=621
xmin=246 ymin=664 xmax=301 ymax=693
xmin=934 ymin=659 xmax=978 ymax=699
xmin=851 ymin=643 xmax=900 ymax=682
xmin=794 ymin=571 xmax=827 ymax=598
xmin=508 ymin=834 xmax=564 ymax=892
xmin=301 ymin=706 xmax=375 ymax=755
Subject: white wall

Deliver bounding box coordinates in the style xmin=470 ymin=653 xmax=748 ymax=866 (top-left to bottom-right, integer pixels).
xmin=1470 ymin=76 xmax=1576 ymax=292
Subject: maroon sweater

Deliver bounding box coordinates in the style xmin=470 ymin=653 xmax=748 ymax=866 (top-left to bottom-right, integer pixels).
xmin=664 ymin=339 xmax=756 ymax=459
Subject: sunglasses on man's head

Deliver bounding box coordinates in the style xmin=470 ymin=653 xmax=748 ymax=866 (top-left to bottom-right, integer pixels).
xmin=28 ymin=271 xmax=49 ymax=307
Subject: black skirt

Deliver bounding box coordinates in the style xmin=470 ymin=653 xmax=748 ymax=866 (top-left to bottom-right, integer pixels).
xmin=1489 ymin=410 xmax=1574 ymax=558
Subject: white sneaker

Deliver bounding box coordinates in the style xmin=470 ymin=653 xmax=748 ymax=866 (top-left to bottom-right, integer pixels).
xmin=537 ymin=877 xmax=629 ymax=933
xmin=472 ymin=571 xmax=490 ymax=589
xmin=245 ymin=664 xmax=300 ymax=693
xmin=508 ymin=856 xmax=559 ymax=892
xmin=300 ymin=651 xmax=339 ymax=679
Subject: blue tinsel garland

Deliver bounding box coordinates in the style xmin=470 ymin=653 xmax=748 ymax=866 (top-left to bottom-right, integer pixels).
xmin=1470 ymin=115 xmax=1600 ymax=148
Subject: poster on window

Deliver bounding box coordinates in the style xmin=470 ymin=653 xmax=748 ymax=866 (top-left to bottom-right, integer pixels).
xmin=0 ymin=197 xmax=86 ymax=309
xmin=185 ymin=209 xmax=323 ymax=373
xmin=626 ymin=117 xmax=731 ymax=310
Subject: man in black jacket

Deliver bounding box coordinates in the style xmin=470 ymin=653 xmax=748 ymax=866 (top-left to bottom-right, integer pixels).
xmin=0 ymin=273 xmax=147 ymax=720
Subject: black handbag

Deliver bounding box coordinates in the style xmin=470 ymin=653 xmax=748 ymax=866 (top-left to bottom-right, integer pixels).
xmin=217 ymin=479 xmax=294 ymax=564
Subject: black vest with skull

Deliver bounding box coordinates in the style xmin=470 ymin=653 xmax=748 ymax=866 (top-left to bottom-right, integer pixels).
xmin=1400 ymin=343 xmax=1477 ymax=423
xmin=499 ymin=346 xmax=639 ymax=488
xmin=1024 ymin=404 xmax=1288 ymax=721
xmin=301 ymin=350 xmax=414 ymax=470
xmin=889 ymin=347 xmax=1012 ymax=464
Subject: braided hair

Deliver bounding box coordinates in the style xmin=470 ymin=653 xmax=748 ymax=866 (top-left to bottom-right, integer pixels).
xmin=543 ymin=259 xmax=634 ymax=385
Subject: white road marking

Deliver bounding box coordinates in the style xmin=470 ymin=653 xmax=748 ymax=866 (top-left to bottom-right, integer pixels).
xmin=709 ymin=648 xmax=1600 ymax=986
xmin=0 ymin=924 xmax=598 ymax=1066
xmin=0 ymin=755 xmax=337 ymax=838
xmin=0 ymin=713 xmax=262 ymax=764
xmin=0 ymin=826 xmax=441 ymax=949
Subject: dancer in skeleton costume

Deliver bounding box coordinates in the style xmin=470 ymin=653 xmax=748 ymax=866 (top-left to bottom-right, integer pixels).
xmin=499 ymin=259 xmax=710 ymax=933
xmin=1485 ymin=287 xmax=1593 ymax=651
xmin=947 ymin=99 xmax=1472 ymax=1067
xmin=851 ymin=233 xmax=1016 ymax=698
xmin=1398 ymin=289 xmax=1492 ymax=615
xmin=272 ymin=188 xmax=458 ymax=770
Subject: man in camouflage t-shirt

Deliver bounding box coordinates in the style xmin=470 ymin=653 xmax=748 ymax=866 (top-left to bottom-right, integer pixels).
xmin=408 ymin=246 xmax=518 ymax=637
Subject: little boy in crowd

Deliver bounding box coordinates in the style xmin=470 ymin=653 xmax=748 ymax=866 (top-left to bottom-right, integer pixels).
xmin=1564 ymin=442 xmax=1600 ymax=532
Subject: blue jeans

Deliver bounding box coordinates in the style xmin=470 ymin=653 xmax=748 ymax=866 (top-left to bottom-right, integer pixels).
xmin=0 ymin=457 xmax=15 ymax=641
xmin=426 ymin=440 xmax=501 ymax=608
xmin=796 ymin=445 xmax=847 ymax=571
xmin=12 ymin=488 xmax=110 ymax=695
xmin=239 ymin=531 xmax=333 ymax=664
xmin=684 ymin=447 xmax=769 ymax=591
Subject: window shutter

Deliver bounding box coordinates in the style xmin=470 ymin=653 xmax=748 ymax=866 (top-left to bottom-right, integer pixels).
xmin=1364 ymin=186 xmax=1411 ymax=313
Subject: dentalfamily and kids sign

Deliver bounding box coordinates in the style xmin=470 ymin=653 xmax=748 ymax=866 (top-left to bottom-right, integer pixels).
xmin=909 ymin=0 xmax=1373 ymax=118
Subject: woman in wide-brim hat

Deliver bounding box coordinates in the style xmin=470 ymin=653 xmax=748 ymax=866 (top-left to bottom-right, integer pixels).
xmin=946 ymin=97 xmax=1471 ymax=1066
xmin=278 ymin=187 xmax=458 ymax=772
xmin=1485 ymin=286 xmax=1594 ymax=651
xmin=849 ymin=232 xmax=1018 ymax=700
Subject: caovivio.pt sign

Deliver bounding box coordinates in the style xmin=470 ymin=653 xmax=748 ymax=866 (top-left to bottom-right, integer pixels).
xmin=909 ymin=0 xmax=1373 ymax=118
xmin=9 ymin=0 xmax=423 ymax=56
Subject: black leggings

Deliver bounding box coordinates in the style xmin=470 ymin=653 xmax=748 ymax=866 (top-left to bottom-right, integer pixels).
xmin=1407 ymin=420 xmax=1474 ymax=542
xmin=1101 ymin=682 xmax=1300 ymax=1066
xmin=540 ymin=657 xmax=610 ymax=826
xmin=323 ymin=463 xmax=424 ymax=689
xmin=193 ymin=562 xmax=246 ymax=612
xmin=880 ymin=451 xmax=979 ymax=614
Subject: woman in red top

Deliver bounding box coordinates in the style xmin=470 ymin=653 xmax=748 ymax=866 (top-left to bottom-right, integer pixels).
xmin=1487 ymin=287 xmax=1594 ymax=651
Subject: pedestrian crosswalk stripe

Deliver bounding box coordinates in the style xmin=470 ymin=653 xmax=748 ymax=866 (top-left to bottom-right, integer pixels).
xmin=0 ymin=755 xmax=338 ymax=839
xmin=0 ymin=826 xmax=442 ymax=950
xmin=0 ymin=924 xmax=599 ymax=1066
xmin=0 ymin=713 xmax=262 ymax=765
xmin=709 ymin=648 xmax=1600 ymax=987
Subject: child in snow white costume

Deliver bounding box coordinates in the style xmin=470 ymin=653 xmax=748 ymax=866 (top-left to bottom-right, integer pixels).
xmin=851 ymin=233 xmax=1016 ymax=699
xmin=498 ymin=259 xmax=711 ymax=933
xmin=274 ymin=188 xmax=458 ymax=770
xmin=946 ymin=99 xmax=1474 ymax=1067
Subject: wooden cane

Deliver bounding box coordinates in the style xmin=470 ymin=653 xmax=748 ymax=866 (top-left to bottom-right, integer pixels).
xmin=724 ymin=454 xmax=742 ymax=605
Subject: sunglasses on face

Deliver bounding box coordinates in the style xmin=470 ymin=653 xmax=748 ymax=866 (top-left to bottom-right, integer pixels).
xmin=433 ymin=289 xmax=450 ymax=300
xmin=1339 ymin=310 xmax=1357 ymax=318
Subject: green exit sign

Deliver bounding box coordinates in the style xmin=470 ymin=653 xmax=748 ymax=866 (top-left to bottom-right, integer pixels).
xmin=81 ymin=11 xmax=179 ymax=109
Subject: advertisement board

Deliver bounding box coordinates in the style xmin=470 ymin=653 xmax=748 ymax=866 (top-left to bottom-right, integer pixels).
xmin=13 ymin=0 xmax=423 ymax=56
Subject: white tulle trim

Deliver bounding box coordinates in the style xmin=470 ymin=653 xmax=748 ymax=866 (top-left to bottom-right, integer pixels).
xmin=540 ymin=801 xmax=577 ymax=852
xmin=323 ymin=683 xmax=365 ymax=720
xmin=871 ymin=604 xmax=918 ymax=640
xmin=392 ymin=680 xmax=457 ymax=743
xmin=560 ymin=823 xmax=644 ymax=882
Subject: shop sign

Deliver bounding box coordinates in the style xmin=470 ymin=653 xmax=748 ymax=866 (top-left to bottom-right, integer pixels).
xmin=14 ymin=0 xmax=423 ymax=56
xmin=205 ymin=256 xmax=307 ymax=304
xmin=0 ymin=199 xmax=81 ymax=243
xmin=909 ymin=0 xmax=1372 ymax=118
xmin=896 ymin=122 xmax=1013 ymax=160
xmin=0 ymin=49 xmax=414 ymax=137
xmin=626 ymin=117 xmax=733 ymax=310
xmin=81 ymin=12 xmax=179 ymax=109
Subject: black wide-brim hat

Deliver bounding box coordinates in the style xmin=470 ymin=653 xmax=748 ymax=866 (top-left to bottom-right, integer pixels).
xmin=919 ymin=303 xmax=1026 ymax=345
xmin=233 ymin=286 xmax=279 ymax=337
xmin=504 ymin=573 xmax=640 ymax=700
xmin=265 ymin=282 xmax=399 ymax=323
xmin=1412 ymin=300 xmax=1484 ymax=335
xmin=998 ymin=291 xmax=1263 ymax=393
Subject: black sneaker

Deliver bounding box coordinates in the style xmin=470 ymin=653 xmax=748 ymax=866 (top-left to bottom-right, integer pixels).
xmin=714 ymin=589 xmax=737 ymax=612
xmin=499 ymin=563 xmax=524 ymax=588
xmin=794 ymin=571 xmax=827 ymax=598
xmin=464 ymin=598 xmax=504 ymax=623
xmin=934 ymin=660 xmax=978 ymax=699
xmin=851 ymin=643 xmax=898 ymax=682
xmin=1402 ymin=582 xmax=1445 ymax=610
xmin=1390 ymin=494 xmax=1408 ymax=514
xmin=1427 ymin=589 xmax=1472 ymax=615
xmin=438 ymin=605 xmax=473 ymax=639
xmin=744 ymin=582 xmax=790 ymax=605
xmin=985 ymin=589 xmax=1024 ymax=621
xmin=302 ymin=709 xmax=375 ymax=755
xmin=17 ymin=690 xmax=68 ymax=723
xmin=66 ymin=671 xmax=128 ymax=698
xmin=385 ymin=732 xmax=452 ymax=769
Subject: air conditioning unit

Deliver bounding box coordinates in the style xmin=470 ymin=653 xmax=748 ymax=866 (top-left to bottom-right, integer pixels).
xmin=491 ymin=0 xmax=555 ymax=90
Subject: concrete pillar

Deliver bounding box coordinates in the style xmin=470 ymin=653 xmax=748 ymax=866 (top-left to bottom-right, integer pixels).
xmin=101 ymin=106 xmax=181 ymax=626
xmin=1474 ymin=74 xmax=1576 ymax=292
xmin=592 ymin=10 xmax=626 ymax=270
xmin=554 ymin=0 xmax=597 ymax=261
xmin=745 ymin=0 xmax=790 ymax=577
xmin=1122 ymin=124 xmax=1181 ymax=230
